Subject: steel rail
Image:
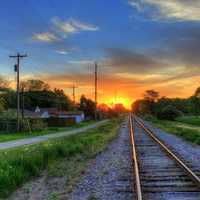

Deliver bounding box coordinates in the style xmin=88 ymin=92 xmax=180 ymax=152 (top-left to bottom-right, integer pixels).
xmin=129 ymin=114 xmax=143 ymax=200
xmin=134 ymin=116 xmax=200 ymax=188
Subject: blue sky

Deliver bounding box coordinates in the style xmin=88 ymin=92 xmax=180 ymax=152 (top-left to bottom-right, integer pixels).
xmin=1 ymin=0 xmax=200 ymax=106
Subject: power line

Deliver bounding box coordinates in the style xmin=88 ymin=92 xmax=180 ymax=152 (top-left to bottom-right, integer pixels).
xmin=9 ymin=53 xmax=28 ymax=131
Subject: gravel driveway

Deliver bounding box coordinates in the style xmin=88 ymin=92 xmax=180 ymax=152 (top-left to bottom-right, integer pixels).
xmin=0 ymin=120 xmax=107 ymax=150
xmin=69 ymin=119 xmax=134 ymax=200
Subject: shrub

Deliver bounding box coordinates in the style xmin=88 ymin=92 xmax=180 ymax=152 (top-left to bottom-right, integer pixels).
xmin=157 ymin=105 xmax=182 ymax=120
xmin=30 ymin=118 xmax=47 ymax=131
xmin=143 ymin=114 xmax=155 ymax=121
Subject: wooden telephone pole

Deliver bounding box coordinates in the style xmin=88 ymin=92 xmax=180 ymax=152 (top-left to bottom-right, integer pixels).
xmin=9 ymin=53 xmax=27 ymax=132
xmin=94 ymin=62 xmax=98 ymax=120
xmin=68 ymin=85 xmax=78 ymax=104
xmin=72 ymin=85 xmax=78 ymax=104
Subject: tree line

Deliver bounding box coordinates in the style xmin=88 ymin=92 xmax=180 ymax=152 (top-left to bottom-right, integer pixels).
xmin=132 ymin=87 xmax=200 ymax=120
xmin=0 ymin=77 xmax=127 ymax=120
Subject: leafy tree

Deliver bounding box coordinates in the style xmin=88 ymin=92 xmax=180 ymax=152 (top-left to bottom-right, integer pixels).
xmin=21 ymin=79 xmax=50 ymax=91
xmin=143 ymin=90 xmax=159 ymax=115
xmin=194 ymin=87 xmax=200 ymax=98
xmin=0 ymin=76 xmax=10 ymax=89
xmin=79 ymin=95 xmax=96 ymax=119
xmin=155 ymin=97 xmax=189 ymax=116
xmin=157 ymin=105 xmax=182 ymax=120
xmin=23 ymin=90 xmax=72 ymax=111
xmin=54 ymin=88 xmax=73 ymax=111
xmin=188 ymin=96 xmax=200 ymax=115
xmin=0 ymin=98 xmax=5 ymax=112
xmin=113 ymin=103 xmax=126 ymax=113
xmin=0 ymin=89 xmax=16 ymax=109
xmin=132 ymin=99 xmax=150 ymax=115
xmin=144 ymin=90 xmax=159 ymax=102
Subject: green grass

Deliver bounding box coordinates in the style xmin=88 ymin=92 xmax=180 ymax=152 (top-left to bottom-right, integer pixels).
xmin=176 ymin=116 xmax=200 ymax=126
xmin=148 ymin=117 xmax=200 ymax=145
xmin=0 ymin=120 xmax=95 ymax=143
xmin=0 ymin=118 xmax=122 ymax=198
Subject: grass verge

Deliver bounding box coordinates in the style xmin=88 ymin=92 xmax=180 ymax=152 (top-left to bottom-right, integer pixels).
xmin=0 ymin=117 xmax=122 ymax=198
xmin=176 ymin=116 xmax=200 ymax=126
xmin=0 ymin=120 xmax=95 ymax=143
xmin=148 ymin=117 xmax=200 ymax=145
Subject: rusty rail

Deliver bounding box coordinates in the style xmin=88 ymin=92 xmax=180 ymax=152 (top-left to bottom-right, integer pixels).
xmin=129 ymin=114 xmax=143 ymax=200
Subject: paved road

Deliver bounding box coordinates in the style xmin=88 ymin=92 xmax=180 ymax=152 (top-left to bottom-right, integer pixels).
xmin=0 ymin=120 xmax=108 ymax=150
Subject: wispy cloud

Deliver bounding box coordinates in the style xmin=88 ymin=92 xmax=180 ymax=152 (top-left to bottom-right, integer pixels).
xmin=52 ymin=17 xmax=99 ymax=37
xmin=129 ymin=0 xmax=200 ymax=21
xmin=128 ymin=0 xmax=143 ymax=11
xmin=55 ymin=50 xmax=68 ymax=55
xmin=33 ymin=32 xmax=59 ymax=42
xmin=68 ymin=60 xmax=94 ymax=65
xmin=33 ymin=17 xmax=99 ymax=43
xmin=71 ymin=19 xmax=99 ymax=31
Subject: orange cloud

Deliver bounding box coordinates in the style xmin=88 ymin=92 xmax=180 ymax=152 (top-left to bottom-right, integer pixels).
xmin=35 ymin=70 xmax=200 ymax=108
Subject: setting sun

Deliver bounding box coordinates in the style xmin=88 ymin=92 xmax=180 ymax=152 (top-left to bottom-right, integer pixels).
xmin=103 ymin=96 xmax=132 ymax=109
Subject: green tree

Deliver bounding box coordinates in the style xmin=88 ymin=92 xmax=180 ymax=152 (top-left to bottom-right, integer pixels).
xmin=188 ymin=96 xmax=200 ymax=115
xmin=157 ymin=105 xmax=182 ymax=120
xmin=132 ymin=99 xmax=150 ymax=115
xmin=194 ymin=87 xmax=200 ymax=98
xmin=79 ymin=95 xmax=96 ymax=119
xmin=21 ymin=79 xmax=50 ymax=91
xmin=0 ymin=76 xmax=10 ymax=89
xmin=143 ymin=90 xmax=159 ymax=115
xmin=0 ymin=98 xmax=5 ymax=112
xmin=144 ymin=90 xmax=159 ymax=102
xmin=54 ymin=88 xmax=73 ymax=111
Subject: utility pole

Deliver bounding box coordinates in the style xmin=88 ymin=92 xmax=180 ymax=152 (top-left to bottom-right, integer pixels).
xmin=21 ymin=86 xmax=25 ymax=120
xmin=68 ymin=85 xmax=78 ymax=104
xmin=9 ymin=53 xmax=27 ymax=132
xmin=95 ymin=62 xmax=98 ymax=104
xmin=72 ymin=85 xmax=78 ymax=104
xmin=114 ymin=90 xmax=118 ymax=104
xmin=94 ymin=62 xmax=98 ymax=120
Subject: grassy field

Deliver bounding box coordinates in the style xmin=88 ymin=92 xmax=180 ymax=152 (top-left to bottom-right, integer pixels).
xmin=148 ymin=117 xmax=200 ymax=145
xmin=176 ymin=116 xmax=200 ymax=126
xmin=0 ymin=120 xmax=95 ymax=143
xmin=0 ymin=117 xmax=122 ymax=198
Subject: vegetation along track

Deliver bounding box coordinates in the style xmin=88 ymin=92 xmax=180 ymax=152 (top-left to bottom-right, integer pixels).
xmin=129 ymin=114 xmax=200 ymax=200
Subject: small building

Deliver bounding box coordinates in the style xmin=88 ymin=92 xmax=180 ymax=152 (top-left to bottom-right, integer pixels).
xmin=59 ymin=111 xmax=85 ymax=123
xmin=32 ymin=107 xmax=85 ymax=123
xmin=35 ymin=107 xmax=58 ymax=118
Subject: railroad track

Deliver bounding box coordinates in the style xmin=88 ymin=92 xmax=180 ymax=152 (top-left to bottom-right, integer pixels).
xmin=129 ymin=114 xmax=200 ymax=200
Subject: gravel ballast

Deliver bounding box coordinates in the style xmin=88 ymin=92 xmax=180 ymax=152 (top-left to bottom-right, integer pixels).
xmin=69 ymin=120 xmax=134 ymax=200
xmin=141 ymin=119 xmax=200 ymax=170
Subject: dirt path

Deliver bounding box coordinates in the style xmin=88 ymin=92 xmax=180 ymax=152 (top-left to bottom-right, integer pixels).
xmin=0 ymin=120 xmax=107 ymax=150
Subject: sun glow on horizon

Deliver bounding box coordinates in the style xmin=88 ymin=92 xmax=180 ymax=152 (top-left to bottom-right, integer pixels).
xmin=102 ymin=96 xmax=132 ymax=109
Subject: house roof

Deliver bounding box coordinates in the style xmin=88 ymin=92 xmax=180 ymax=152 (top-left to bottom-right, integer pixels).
xmin=23 ymin=109 xmax=41 ymax=118
xmin=36 ymin=107 xmax=58 ymax=114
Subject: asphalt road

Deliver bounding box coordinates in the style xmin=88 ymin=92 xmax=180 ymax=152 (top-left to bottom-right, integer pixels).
xmin=0 ymin=120 xmax=108 ymax=150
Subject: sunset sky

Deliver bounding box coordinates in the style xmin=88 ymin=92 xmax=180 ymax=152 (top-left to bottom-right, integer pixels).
xmin=1 ymin=0 xmax=200 ymax=108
